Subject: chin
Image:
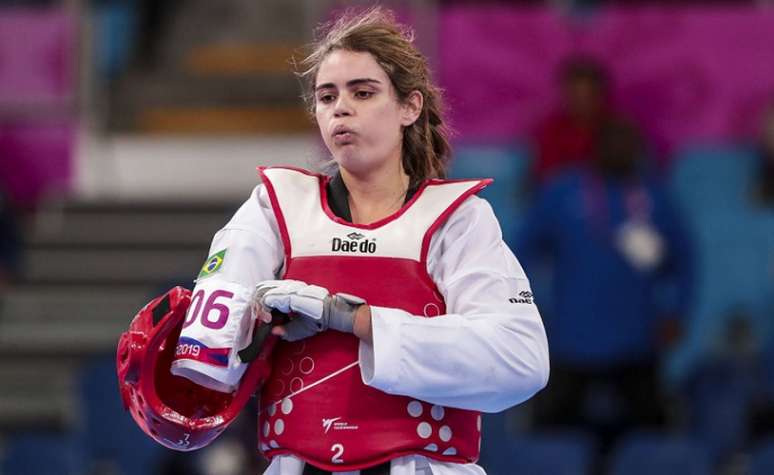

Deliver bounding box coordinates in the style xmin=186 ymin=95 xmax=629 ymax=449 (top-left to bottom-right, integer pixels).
xmin=337 ymin=161 xmax=369 ymax=177
xmin=334 ymin=150 xmax=370 ymax=173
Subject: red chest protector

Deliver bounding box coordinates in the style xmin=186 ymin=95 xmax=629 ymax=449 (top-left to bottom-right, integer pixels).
xmin=258 ymin=167 xmax=490 ymax=471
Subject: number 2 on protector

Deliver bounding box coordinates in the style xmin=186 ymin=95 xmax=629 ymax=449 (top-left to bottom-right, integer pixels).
xmin=331 ymin=443 xmax=344 ymax=464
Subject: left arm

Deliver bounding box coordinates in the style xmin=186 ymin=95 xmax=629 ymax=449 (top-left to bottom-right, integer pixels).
xmin=358 ymin=197 xmax=549 ymax=413
xmin=258 ymin=197 xmax=550 ymax=413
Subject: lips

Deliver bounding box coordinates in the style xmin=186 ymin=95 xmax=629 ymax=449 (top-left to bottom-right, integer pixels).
xmin=332 ymin=125 xmax=355 ymax=145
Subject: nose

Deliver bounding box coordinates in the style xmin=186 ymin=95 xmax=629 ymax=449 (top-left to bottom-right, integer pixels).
xmin=333 ymin=94 xmax=354 ymax=117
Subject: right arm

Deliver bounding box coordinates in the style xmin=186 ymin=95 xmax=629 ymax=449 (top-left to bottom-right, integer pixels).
xmin=171 ymin=185 xmax=285 ymax=392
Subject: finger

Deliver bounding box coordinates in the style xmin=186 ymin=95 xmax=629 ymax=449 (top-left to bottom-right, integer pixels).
xmin=256 ymin=307 xmax=273 ymax=324
xmin=252 ymin=285 xmax=279 ymax=320
xmin=250 ymin=293 xmax=274 ymax=324
xmin=281 ymin=318 xmax=321 ymax=342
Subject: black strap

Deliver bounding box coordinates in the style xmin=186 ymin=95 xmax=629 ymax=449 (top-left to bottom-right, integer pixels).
xmin=237 ymin=310 xmax=289 ymax=362
xmin=326 ymin=173 xmax=420 ymax=223
xmin=151 ymin=294 xmax=171 ymax=326
xmin=327 ymin=173 xmax=353 ymax=222
xmin=302 ymin=461 xmax=390 ymax=475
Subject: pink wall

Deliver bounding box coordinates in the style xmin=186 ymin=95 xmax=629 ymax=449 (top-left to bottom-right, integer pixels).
xmin=439 ymin=6 xmax=774 ymax=151
xmin=0 ymin=9 xmax=74 ymax=106
xmin=0 ymin=9 xmax=76 ymax=206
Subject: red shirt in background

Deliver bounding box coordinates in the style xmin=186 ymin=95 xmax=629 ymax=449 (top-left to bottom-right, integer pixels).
xmin=532 ymin=110 xmax=602 ymax=184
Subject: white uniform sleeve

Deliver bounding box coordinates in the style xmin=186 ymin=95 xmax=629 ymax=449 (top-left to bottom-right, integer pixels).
xmin=358 ymin=196 xmax=550 ymax=413
xmin=171 ymin=185 xmax=284 ymax=392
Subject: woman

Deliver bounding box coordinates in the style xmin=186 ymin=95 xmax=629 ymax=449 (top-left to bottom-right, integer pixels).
xmin=172 ymin=7 xmax=549 ymax=475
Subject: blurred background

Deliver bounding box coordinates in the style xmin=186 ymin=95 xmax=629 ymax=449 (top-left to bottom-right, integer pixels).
xmin=0 ymin=0 xmax=773 ymax=474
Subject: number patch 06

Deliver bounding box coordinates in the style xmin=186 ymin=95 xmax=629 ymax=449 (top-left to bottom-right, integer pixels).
xmin=183 ymin=289 xmax=234 ymax=330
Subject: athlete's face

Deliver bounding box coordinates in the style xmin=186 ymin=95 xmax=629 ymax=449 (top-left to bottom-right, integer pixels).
xmin=314 ymin=49 xmax=420 ymax=177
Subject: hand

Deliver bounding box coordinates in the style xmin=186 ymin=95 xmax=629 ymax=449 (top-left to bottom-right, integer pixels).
xmin=252 ymin=280 xmax=366 ymax=342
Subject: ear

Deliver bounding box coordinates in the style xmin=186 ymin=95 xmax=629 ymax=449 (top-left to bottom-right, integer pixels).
xmin=400 ymin=90 xmax=423 ymax=127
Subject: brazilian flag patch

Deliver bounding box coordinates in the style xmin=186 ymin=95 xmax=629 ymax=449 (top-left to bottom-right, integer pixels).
xmin=197 ymin=249 xmax=227 ymax=280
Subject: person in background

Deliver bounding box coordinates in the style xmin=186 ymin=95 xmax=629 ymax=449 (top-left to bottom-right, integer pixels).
xmin=752 ymin=104 xmax=774 ymax=208
xmin=131 ymin=0 xmax=183 ymax=71
xmin=517 ymin=119 xmax=695 ymax=454
xmin=747 ymin=102 xmax=774 ymax=444
xmin=0 ymin=190 xmax=20 ymax=287
xmin=531 ymin=56 xmax=614 ymax=184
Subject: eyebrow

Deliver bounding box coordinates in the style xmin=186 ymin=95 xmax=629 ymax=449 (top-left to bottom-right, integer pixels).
xmin=315 ymin=78 xmax=382 ymax=92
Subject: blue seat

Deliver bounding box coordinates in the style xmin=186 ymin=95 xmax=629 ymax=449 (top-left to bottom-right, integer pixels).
xmin=449 ymin=143 xmax=532 ymax=244
xmin=609 ymin=432 xmax=711 ymax=475
xmin=750 ymin=437 xmax=774 ymax=475
xmin=667 ymin=146 xmax=773 ymax=382
xmin=690 ymin=211 xmax=771 ymax=343
xmin=481 ymin=430 xmax=594 ymax=475
xmin=684 ymin=358 xmax=757 ymax=462
xmin=76 ymin=355 xmax=165 ymax=474
xmin=478 ymin=411 xmax=513 ymax=474
xmin=670 ymin=145 xmax=757 ymax=215
xmin=670 ymin=147 xmax=764 ymax=322
xmin=509 ymin=432 xmax=594 ymax=475
xmin=1 ymin=432 xmax=84 ymax=475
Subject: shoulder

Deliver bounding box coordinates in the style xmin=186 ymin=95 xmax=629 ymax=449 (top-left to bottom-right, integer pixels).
xmin=427 ymin=194 xmax=529 ymax=284
xmin=258 ymin=166 xmax=329 ymax=200
xmin=453 ymin=193 xmax=496 ymax=219
xmin=220 ymin=184 xmax=279 ymax=235
xmin=232 ymin=184 xmax=271 ymax=216
xmin=439 ymin=194 xmax=501 ymax=241
xmin=259 ymin=166 xmax=324 ymax=183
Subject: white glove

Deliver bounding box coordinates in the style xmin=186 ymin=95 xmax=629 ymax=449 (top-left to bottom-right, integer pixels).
xmin=252 ymin=280 xmax=366 ymax=342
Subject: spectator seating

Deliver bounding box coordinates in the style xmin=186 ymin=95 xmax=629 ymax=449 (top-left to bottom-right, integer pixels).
xmin=506 ymin=431 xmax=594 ymax=475
xmin=609 ymin=431 xmax=711 ymax=475
xmin=750 ymin=437 xmax=774 ymax=475
xmin=478 ymin=411 xmax=512 ymax=474
xmin=449 ymin=143 xmax=532 ymax=245
xmin=479 ymin=411 xmax=594 ymax=475
xmin=683 ymin=358 xmax=758 ymax=462
xmin=75 ymin=355 xmax=165 ymax=474
xmin=668 ymin=146 xmax=774 ymax=381
xmin=1 ymin=432 xmax=84 ymax=475
xmin=670 ymin=145 xmax=758 ymax=215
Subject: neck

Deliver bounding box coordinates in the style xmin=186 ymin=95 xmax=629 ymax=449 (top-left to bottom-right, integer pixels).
xmin=340 ymin=160 xmax=410 ymax=224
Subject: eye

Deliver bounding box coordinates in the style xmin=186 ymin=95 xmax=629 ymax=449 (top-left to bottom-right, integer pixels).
xmin=317 ymin=93 xmax=335 ymax=104
xmin=354 ymin=90 xmax=373 ymax=99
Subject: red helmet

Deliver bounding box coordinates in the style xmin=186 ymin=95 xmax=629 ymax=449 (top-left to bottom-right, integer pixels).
xmin=116 ymin=286 xmax=276 ymax=451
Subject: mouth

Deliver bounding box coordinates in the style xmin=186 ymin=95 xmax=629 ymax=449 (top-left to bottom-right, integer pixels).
xmin=332 ymin=125 xmax=355 ymax=145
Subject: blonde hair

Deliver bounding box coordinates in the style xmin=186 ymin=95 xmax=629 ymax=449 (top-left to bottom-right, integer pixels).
xmin=298 ymin=7 xmax=451 ymax=186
